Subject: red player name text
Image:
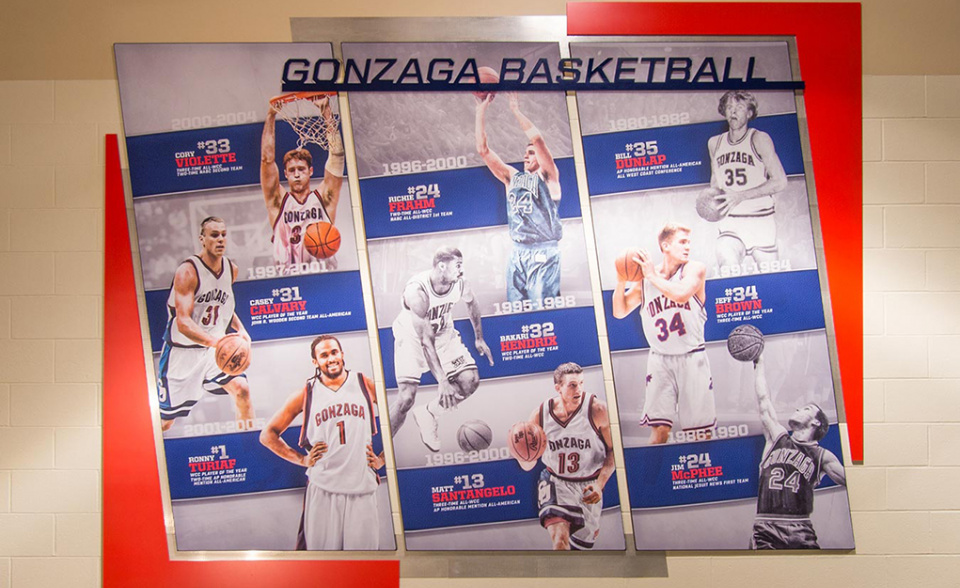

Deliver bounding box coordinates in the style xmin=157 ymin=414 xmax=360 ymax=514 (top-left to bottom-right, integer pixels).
xmin=176 ymin=153 xmax=237 ymax=167
xmin=250 ymin=301 xmax=307 ymax=315
xmin=616 ymin=154 xmax=666 ymax=169
xmin=432 ymin=485 xmax=516 ymax=503
xmin=390 ymin=198 xmax=435 ymax=212
xmin=672 ymin=466 xmax=723 ymax=480
xmin=715 ymin=300 xmax=763 ymax=313
xmin=500 ymin=336 xmax=558 ymax=352
xmin=189 ymin=459 xmax=236 ymax=473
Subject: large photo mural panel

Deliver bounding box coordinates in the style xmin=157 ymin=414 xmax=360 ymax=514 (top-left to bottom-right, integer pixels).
xmin=115 ymin=43 xmax=396 ymax=552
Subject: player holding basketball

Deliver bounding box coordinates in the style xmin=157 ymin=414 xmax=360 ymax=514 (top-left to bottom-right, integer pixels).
xmin=157 ymin=217 xmax=253 ymax=432
xmin=259 ymin=335 xmax=384 ymax=550
xmin=391 ymin=246 xmax=494 ymax=452
xmin=511 ymin=363 xmax=615 ymax=550
xmin=476 ymin=92 xmax=563 ymax=302
xmin=751 ymin=355 xmax=846 ymax=549
xmin=611 ymin=223 xmax=715 ymax=444
xmin=261 ymin=94 xmax=344 ymax=270
xmin=699 ymin=90 xmax=788 ymax=268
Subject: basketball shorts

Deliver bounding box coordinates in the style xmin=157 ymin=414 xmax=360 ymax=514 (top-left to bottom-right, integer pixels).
xmin=393 ymin=326 xmax=476 ymax=385
xmin=297 ymin=482 xmax=380 ymax=550
xmin=640 ymin=350 xmax=716 ymax=432
xmin=751 ymin=517 xmax=820 ymax=550
xmin=718 ymin=211 xmax=777 ymax=256
xmin=537 ymin=469 xmax=602 ymax=550
xmin=156 ymin=345 xmax=244 ymax=422
xmin=507 ymin=241 xmax=560 ymax=303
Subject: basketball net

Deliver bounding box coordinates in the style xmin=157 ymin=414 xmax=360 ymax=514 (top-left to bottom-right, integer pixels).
xmin=270 ymin=92 xmax=341 ymax=151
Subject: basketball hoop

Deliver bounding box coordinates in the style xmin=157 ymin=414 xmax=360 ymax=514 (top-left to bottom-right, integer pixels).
xmin=269 ymin=91 xmax=340 ymax=150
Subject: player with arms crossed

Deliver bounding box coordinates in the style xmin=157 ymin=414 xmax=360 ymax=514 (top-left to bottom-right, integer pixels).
xmin=476 ymin=92 xmax=563 ymax=302
xmin=259 ymin=335 xmax=384 ymax=550
xmin=157 ymin=217 xmax=253 ymax=432
xmin=700 ymin=90 xmax=788 ymax=269
xmin=512 ymin=363 xmax=615 ymax=550
xmin=612 ymin=223 xmax=715 ymax=444
xmin=261 ymin=94 xmax=344 ymax=270
xmin=391 ymin=246 xmax=494 ymax=452
xmin=751 ymin=355 xmax=846 ymax=549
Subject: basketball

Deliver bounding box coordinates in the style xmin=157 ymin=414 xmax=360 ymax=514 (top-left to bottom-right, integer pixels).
xmin=473 ymin=66 xmax=500 ymax=101
xmin=457 ymin=420 xmax=493 ymax=452
xmin=215 ymin=333 xmax=252 ymax=376
xmin=304 ymin=221 xmax=341 ymax=259
xmin=727 ymin=324 xmax=765 ymax=362
xmin=615 ymin=248 xmax=645 ymax=282
xmin=508 ymin=421 xmax=547 ymax=463
xmin=696 ymin=189 xmax=725 ymax=222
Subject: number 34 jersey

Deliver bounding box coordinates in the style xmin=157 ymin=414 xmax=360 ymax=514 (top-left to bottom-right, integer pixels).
xmin=639 ymin=263 xmax=707 ymax=355
xmin=299 ymin=370 xmax=379 ymax=495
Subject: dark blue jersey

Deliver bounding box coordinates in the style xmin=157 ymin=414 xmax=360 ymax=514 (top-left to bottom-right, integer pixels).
xmin=756 ymin=432 xmax=825 ymax=517
xmin=507 ymin=170 xmax=563 ymax=244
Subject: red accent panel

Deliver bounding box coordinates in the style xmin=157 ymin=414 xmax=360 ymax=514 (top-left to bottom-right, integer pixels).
xmin=102 ymin=135 xmax=399 ymax=586
xmin=567 ymin=3 xmax=864 ymax=461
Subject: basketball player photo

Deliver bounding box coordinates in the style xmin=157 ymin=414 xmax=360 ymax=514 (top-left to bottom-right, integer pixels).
xmin=391 ymin=246 xmax=494 ymax=452
xmin=157 ymin=216 xmax=254 ymax=433
xmin=699 ymin=90 xmax=788 ymax=269
xmin=509 ymin=363 xmax=616 ymax=551
xmin=476 ymin=92 xmax=563 ymax=302
xmin=612 ymin=223 xmax=714 ymax=444
xmin=260 ymin=93 xmax=345 ymax=272
xmin=259 ymin=335 xmax=385 ymax=550
xmin=750 ymin=355 xmax=847 ymax=550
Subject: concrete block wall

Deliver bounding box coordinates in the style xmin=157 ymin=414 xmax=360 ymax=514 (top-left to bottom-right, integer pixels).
xmin=0 ymin=74 xmax=958 ymax=586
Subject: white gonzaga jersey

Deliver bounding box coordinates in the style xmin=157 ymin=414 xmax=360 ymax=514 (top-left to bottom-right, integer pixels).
xmin=393 ymin=270 xmax=463 ymax=337
xmin=166 ymin=256 xmax=235 ymax=348
xmin=539 ymin=395 xmax=607 ymax=481
xmin=712 ymin=128 xmax=774 ymax=216
xmin=299 ymin=371 xmax=378 ymax=495
xmin=272 ymin=190 xmax=332 ymax=266
xmin=640 ymin=265 xmax=707 ymax=355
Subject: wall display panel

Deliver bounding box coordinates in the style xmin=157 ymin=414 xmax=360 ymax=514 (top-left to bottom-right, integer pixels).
xmin=572 ymin=40 xmax=854 ymax=550
xmin=344 ymin=41 xmax=626 ymax=551
xmin=115 ymin=43 xmax=397 ymax=552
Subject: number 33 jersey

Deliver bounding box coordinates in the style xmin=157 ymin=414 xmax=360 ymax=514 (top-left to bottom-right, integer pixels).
xmin=299 ymin=370 xmax=379 ymax=495
xmin=165 ymin=256 xmax=234 ymax=348
xmin=639 ymin=263 xmax=707 ymax=355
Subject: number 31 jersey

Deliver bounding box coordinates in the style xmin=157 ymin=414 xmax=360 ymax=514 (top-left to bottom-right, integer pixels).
xmin=165 ymin=256 xmax=234 ymax=348
xmin=639 ymin=264 xmax=707 ymax=355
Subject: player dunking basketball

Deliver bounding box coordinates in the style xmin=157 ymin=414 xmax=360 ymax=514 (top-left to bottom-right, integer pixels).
xmin=391 ymin=246 xmax=494 ymax=452
xmin=751 ymin=355 xmax=846 ymax=549
xmin=700 ymin=91 xmax=788 ymax=269
xmin=157 ymin=217 xmax=253 ymax=432
xmin=611 ymin=223 xmax=715 ymax=444
xmin=259 ymin=335 xmax=384 ymax=550
xmin=476 ymin=92 xmax=563 ymax=302
xmin=261 ymin=94 xmax=344 ymax=270
xmin=512 ymin=363 xmax=615 ymax=550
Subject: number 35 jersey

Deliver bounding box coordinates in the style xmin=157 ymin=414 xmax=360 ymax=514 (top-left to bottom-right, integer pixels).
xmin=165 ymin=256 xmax=234 ymax=348
xmin=639 ymin=263 xmax=707 ymax=355
xmin=299 ymin=370 xmax=379 ymax=495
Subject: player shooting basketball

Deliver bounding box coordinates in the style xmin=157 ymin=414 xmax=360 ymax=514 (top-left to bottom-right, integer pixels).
xmin=157 ymin=217 xmax=253 ymax=433
xmin=261 ymin=94 xmax=344 ymax=270
xmin=391 ymin=246 xmax=494 ymax=452
xmin=699 ymin=90 xmax=788 ymax=269
xmin=476 ymin=92 xmax=564 ymax=303
xmin=611 ymin=223 xmax=715 ymax=444
xmin=259 ymin=335 xmax=383 ymax=550
xmin=751 ymin=355 xmax=846 ymax=549
xmin=511 ymin=363 xmax=615 ymax=550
